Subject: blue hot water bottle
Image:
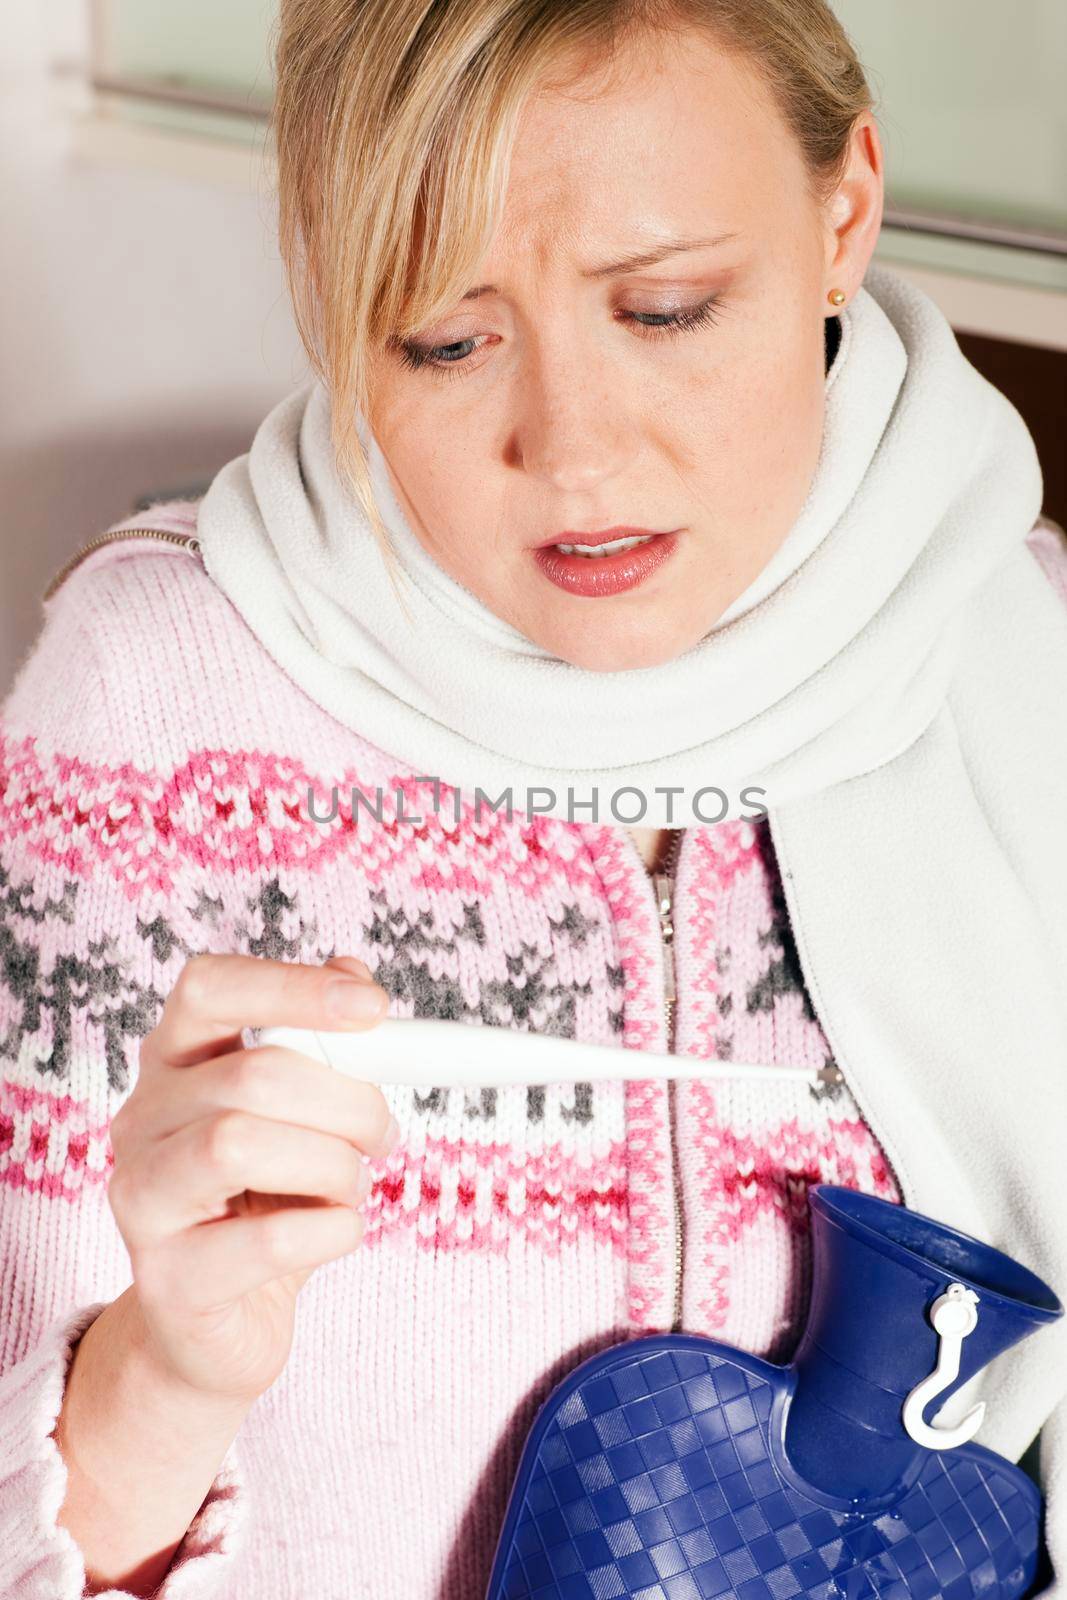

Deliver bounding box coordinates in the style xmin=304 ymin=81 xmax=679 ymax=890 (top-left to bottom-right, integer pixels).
xmin=485 ymin=1185 xmax=1062 ymax=1600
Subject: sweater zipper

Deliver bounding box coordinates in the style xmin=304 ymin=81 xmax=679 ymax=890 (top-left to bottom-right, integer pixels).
xmin=648 ymin=829 xmax=685 ymax=1333
xmin=643 ymin=830 xmax=841 ymax=1335
xmin=42 ymin=527 xmax=203 ymax=601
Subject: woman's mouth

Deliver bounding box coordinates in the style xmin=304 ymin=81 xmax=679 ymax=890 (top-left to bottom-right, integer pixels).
xmin=533 ymin=529 xmax=680 ymax=597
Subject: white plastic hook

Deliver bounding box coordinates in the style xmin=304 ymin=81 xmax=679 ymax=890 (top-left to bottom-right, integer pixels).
xmin=901 ymin=1282 xmax=986 ymax=1449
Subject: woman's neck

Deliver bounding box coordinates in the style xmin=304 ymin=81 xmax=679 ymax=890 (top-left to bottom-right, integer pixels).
xmin=628 ymin=826 xmax=674 ymax=872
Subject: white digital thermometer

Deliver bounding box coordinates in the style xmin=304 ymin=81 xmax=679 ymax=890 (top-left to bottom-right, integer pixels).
xmin=248 ymin=1017 xmax=831 ymax=1090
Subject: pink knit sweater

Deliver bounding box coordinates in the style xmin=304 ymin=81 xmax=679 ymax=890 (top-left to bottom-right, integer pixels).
xmin=1 ymin=501 xmax=1064 ymax=1599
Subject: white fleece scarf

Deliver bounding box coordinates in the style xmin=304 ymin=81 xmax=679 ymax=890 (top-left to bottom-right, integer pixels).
xmin=197 ymin=260 xmax=1067 ymax=1574
xmin=198 ymin=263 xmax=1013 ymax=829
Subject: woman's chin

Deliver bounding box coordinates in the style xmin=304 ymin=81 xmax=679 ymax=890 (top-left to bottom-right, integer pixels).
xmin=527 ymin=618 xmax=700 ymax=673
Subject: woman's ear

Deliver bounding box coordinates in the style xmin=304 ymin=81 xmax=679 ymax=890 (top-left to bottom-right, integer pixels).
xmin=821 ymin=112 xmax=885 ymax=298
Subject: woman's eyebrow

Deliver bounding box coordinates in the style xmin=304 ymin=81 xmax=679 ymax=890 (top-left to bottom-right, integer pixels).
xmin=461 ymin=231 xmax=742 ymax=300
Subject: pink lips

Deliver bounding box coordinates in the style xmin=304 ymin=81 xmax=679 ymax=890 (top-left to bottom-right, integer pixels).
xmin=533 ymin=530 xmax=680 ymax=597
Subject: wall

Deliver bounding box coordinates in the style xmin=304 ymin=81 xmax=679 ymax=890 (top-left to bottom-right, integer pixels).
xmin=0 ymin=2 xmax=306 ymax=696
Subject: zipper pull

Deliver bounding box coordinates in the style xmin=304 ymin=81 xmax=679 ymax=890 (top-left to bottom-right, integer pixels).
xmin=651 ymin=871 xmax=675 ymax=1004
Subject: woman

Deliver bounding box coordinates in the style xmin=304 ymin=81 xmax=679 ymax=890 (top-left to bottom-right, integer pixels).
xmin=1 ymin=1 xmax=1065 ymax=1596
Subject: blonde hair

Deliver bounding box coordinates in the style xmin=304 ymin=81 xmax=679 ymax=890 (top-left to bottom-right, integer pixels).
xmin=268 ymin=0 xmax=875 ymax=561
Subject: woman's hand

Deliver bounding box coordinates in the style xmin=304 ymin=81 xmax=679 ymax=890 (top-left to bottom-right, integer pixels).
xmin=106 ymin=951 xmax=395 ymax=1406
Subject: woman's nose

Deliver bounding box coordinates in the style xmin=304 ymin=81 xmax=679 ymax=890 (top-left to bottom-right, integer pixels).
xmin=515 ymin=350 xmax=637 ymax=493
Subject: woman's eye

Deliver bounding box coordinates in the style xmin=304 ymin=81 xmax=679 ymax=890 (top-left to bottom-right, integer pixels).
xmin=394 ymin=293 xmax=726 ymax=378
xmin=396 ymin=335 xmax=479 ymax=375
xmin=624 ymin=295 xmax=726 ymax=338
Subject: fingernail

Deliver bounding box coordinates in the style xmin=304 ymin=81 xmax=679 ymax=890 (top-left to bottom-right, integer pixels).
xmin=331 ymin=956 xmax=372 ymax=980
xmin=384 ymin=1114 xmax=401 ymax=1152
xmin=352 ymin=1161 xmax=373 ymax=1203
xmin=325 ymin=978 xmax=386 ymax=1022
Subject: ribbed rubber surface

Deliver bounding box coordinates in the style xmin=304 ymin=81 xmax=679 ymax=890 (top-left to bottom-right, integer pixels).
xmin=486 ymin=1340 xmax=1039 ymax=1600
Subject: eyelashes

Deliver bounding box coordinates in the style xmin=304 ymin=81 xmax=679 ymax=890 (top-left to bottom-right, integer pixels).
xmin=628 ymin=296 xmax=725 ymax=338
xmin=393 ymin=293 xmax=727 ymax=379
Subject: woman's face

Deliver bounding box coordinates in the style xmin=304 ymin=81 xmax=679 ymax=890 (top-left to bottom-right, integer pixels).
xmin=368 ymin=25 xmax=883 ymax=671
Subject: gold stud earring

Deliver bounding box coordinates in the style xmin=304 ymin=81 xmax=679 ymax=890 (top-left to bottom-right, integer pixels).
xmin=828 ymin=288 xmax=846 ymax=306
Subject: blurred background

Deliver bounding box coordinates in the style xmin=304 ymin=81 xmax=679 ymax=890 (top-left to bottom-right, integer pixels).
xmin=2 ymin=0 xmax=1065 ymax=695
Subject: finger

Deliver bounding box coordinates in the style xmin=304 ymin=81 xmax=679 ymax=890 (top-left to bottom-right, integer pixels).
xmin=151 ymin=953 xmax=388 ymax=1070
xmin=112 ymin=1110 xmax=374 ymax=1244
xmin=147 ymin=1203 xmax=366 ymax=1313
xmin=144 ymin=1044 xmax=399 ymax=1160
